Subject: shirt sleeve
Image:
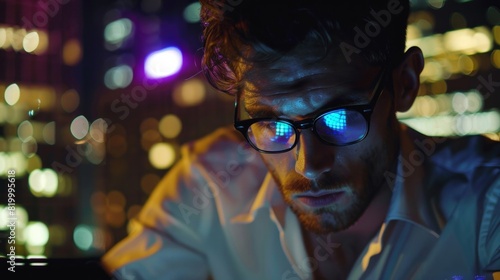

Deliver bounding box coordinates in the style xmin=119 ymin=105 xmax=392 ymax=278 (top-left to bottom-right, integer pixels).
xmin=101 ymin=145 xmax=216 ymax=280
xmin=478 ymin=168 xmax=500 ymax=274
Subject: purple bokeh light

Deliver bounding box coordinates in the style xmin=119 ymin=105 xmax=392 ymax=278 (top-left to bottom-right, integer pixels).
xmin=144 ymin=47 xmax=183 ymax=79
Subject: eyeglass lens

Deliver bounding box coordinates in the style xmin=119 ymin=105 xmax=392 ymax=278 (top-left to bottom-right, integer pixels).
xmin=247 ymin=109 xmax=368 ymax=152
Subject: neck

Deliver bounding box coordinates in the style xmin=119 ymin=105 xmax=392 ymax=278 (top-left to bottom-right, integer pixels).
xmin=302 ymin=184 xmax=393 ymax=279
xmin=343 ymin=183 xmax=392 ymax=240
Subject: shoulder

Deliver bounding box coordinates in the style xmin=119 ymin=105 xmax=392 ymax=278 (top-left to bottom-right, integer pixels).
xmin=423 ymin=130 xmax=500 ymax=204
xmin=139 ymin=125 xmax=267 ymax=226
xmin=431 ymin=134 xmax=500 ymax=173
xmin=181 ymin=125 xmax=259 ymax=168
xmin=422 ymin=132 xmax=500 ymax=270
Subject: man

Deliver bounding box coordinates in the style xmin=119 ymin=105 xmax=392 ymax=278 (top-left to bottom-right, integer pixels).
xmin=102 ymin=0 xmax=500 ymax=279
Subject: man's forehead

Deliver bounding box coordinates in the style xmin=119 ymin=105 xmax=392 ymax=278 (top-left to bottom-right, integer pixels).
xmin=240 ymin=47 xmax=375 ymax=97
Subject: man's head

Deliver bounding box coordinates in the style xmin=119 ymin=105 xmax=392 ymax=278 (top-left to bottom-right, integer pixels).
xmin=200 ymin=0 xmax=424 ymax=233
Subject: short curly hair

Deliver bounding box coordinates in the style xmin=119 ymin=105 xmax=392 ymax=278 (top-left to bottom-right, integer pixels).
xmin=200 ymin=0 xmax=410 ymax=95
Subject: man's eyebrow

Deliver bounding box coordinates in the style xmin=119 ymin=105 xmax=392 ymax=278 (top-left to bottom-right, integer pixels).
xmin=244 ymin=104 xmax=278 ymax=119
xmin=244 ymin=93 xmax=370 ymax=119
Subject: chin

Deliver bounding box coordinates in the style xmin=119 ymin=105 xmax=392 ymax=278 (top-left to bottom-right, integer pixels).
xmin=292 ymin=203 xmax=365 ymax=234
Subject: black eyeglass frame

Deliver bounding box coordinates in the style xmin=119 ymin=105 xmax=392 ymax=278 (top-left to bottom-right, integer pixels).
xmin=234 ymin=68 xmax=389 ymax=154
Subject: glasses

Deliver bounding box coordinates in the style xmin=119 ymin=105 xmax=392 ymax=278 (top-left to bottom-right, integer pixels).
xmin=234 ymin=68 xmax=387 ymax=153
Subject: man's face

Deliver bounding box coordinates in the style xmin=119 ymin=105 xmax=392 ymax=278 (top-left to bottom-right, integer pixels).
xmin=239 ymin=46 xmax=400 ymax=233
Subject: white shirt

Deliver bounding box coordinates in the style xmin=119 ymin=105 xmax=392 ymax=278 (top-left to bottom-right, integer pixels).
xmin=102 ymin=124 xmax=500 ymax=279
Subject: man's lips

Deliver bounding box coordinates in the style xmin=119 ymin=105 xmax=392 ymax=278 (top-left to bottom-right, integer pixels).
xmin=294 ymin=189 xmax=347 ymax=208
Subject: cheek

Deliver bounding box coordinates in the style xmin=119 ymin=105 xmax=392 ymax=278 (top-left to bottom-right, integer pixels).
xmin=260 ymin=153 xmax=295 ymax=176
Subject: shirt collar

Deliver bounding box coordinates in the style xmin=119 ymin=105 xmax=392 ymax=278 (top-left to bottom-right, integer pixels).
xmin=384 ymin=124 xmax=443 ymax=237
xmin=230 ymin=173 xmax=284 ymax=224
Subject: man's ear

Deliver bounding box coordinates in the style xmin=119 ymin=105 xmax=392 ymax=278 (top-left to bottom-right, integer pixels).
xmin=391 ymin=46 xmax=424 ymax=112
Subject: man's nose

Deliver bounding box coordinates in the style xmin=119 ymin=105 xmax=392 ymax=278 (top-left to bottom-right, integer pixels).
xmin=294 ymin=131 xmax=333 ymax=179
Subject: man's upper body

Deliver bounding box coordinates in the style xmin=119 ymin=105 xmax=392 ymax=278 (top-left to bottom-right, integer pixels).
xmin=102 ymin=124 xmax=499 ymax=279
xmin=103 ymin=0 xmax=500 ymax=278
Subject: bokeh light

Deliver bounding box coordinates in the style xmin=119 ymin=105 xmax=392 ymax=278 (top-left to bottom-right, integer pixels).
xmin=26 ymin=154 xmax=42 ymax=173
xmin=9 ymin=137 xmax=22 ymax=153
xmin=173 ymin=79 xmax=206 ymax=107
xmin=91 ymin=191 xmax=107 ymax=214
xmin=492 ymin=49 xmax=500 ymax=69
xmin=416 ymin=95 xmax=438 ymax=117
xmin=104 ymin=65 xmax=134 ymax=89
xmin=473 ymin=27 xmax=493 ymax=53
xmin=11 ymin=28 xmax=26 ymax=51
xmin=21 ymin=136 xmax=38 ymax=158
xmin=158 ymin=114 xmax=182 ymax=139
xmin=15 ymin=206 xmax=29 ymax=234
xmin=0 ymin=205 xmax=28 ymax=237
xmin=42 ymin=122 xmax=56 ymax=145
xmin=0 ymin=26 xmax=7 ymax=48
xmin=145 ymin=47 xmax=183 ymax=78
xmin=4 ymin=83 xmax=20 ymax=106
xmin=494 ymin=26 xmax=500 ymax=45
xmin=92 ymin=227 xmax=106 ymax=251
xmin=106 ymin=191 xmax=127 ymax=229
xmin=427 ymin=0 xmax=445 ymax=9
xmin=465 ymin=91 xmax=483 ymax=113
xmin=141 ymin=129 xmax=162 ymax=151
xmin=90 ymin=118 xmax=108 ymax=143
xmin=70 ymin=115 xmax=90 ymax=140
xmin=443 ymin=27 xmax=493 ymax=55
xmin=57 ymin=174 xmax=74 ymax=197
xmin=86 ymin=141 xmax=106 ymax=165
xmin=450 ymin=12 xmax=467 ymax=30
xmin=3 ymin=152 xmax=28 ymax=177
xmin=24 ymin=221 xmax=49 ymax=247
xmin=61 ymin=89 xmax=80 ymax=113
xmin=0 ymin=102 xmax=7 ymax=123
xmin=0 ymin=27 xmax=13 ymax=50
xmin=63 ymin=39 xmax=83 ymax=66
xmin=0 ymin=152 xmax=10 ymax=176
xmin=18 ymin=120 xmax=34 ymax=142
xmin=32 ymin=30 xmax=49 ymax=55
xmin=452 ymin=92 xmax=468 ymax=114
xmin=106 ymin=208 xmax=126 ymax=228
xmin=22 ymin=31 xmax=39 ymax=53
xmin=458 ymin=55 xmax=477 ymax=75
xmin=148 ymin=142 xmax=176 ymax=169
xmin=104 ymin=18 xmax=133 ymax=45
xmin=28 ymin=168 xmax=59 ymax=197
xmin=140 ymin=118 xmax=159 ymax=133
xmin=486 ymin=6 xmax=500 ymax=26
xmin=430 ymin=80 xmax=447 ymax=94
xmin=107 ymin=191 xmax=126 ymax=212
xmin=73 ymin=225 xmax=93 ymax=251
xmin=27 ymin=255 xmax=47 ymax=266
xmin=183 ymin=2 xmax=201 ymax=23
xmin=0 ymin=137 xmax=6 ymax=152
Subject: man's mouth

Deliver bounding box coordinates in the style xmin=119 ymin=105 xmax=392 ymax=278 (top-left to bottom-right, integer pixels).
xmin=294 ymin=189 xmax=347 ymax=209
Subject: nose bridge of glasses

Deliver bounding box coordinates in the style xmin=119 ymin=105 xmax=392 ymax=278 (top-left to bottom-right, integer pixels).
xmin=295 ymin=118 xmax=315 ymax=130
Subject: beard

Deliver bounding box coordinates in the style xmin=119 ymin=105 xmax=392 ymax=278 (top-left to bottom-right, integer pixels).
xmin=268 ymin=143 xmax=390 ymax=234
xmin=280 ymin=177 xmax=376 ymax=234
